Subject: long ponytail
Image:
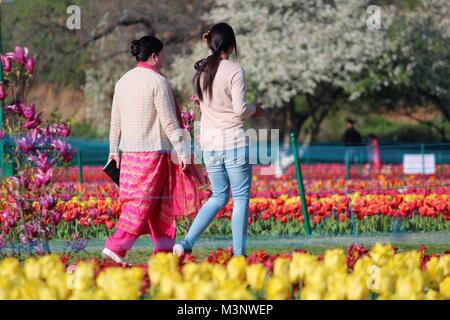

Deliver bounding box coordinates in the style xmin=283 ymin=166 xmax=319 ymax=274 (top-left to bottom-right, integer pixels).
xmin=192 ymin=23 xmax=237 ymax=102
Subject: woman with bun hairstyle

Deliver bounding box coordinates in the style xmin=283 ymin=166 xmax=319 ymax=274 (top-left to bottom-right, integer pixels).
xmin=173 ymin=23 xmax=264 ymax=257
xmin=103 ymin=35 xmax=207 ymax=263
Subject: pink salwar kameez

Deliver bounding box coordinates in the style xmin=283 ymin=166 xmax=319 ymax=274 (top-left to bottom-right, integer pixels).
xmin=105 ymin=62 xmax=208 ymax=257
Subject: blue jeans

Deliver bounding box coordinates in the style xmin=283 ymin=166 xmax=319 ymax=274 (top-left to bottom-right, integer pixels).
xmin=180 ymin=147 xmax=252 ymax=256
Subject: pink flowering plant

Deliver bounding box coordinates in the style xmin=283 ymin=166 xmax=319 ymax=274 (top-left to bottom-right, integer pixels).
xmin=0 ymin=46 xmax=75 ymax=253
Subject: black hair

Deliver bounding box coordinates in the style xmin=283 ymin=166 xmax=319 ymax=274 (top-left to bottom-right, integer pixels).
xmin=130 ymin=35 xmax=163 ymax=62
xmin=347 ymin=118 xmax=355 ymax=125
xmin=193 ymin=23 xmax=237 ymax=101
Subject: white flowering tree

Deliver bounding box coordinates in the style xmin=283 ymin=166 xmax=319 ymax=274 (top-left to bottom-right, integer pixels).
xmin=348 ymin=0 xmax=450 ymax=141
xmin=171 ymin=0 xmax=396 ymax=143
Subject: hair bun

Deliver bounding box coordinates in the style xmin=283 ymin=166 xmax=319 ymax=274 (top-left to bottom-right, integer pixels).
xmin=130 ymin=40 xmax=140 ymax=57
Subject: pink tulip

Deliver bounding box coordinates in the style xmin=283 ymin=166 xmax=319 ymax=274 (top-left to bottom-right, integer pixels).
xmin=26 ymin=57 xmax=35 ymax=74
xmin=0 ymin=84 xmax=6 ymax=100
xmin=1 ymin=55 xmax=11 ymax=73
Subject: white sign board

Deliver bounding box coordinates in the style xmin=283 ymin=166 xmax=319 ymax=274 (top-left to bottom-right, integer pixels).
xmin=403 ymin=154 xmax=435 ymax=174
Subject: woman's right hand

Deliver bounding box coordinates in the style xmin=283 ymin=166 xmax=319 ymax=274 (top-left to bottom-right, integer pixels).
xmin=108 ymin=153 xmax=121 ymax=169
xmin=253 ymin=103 xmax=265 ymax=118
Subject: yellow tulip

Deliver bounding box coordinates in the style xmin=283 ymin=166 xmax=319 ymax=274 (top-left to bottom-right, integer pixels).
xmin=395 ymin=270 xmax=425 ymax=300
xmin=193 ymin=281 xmax=216 ymax=299
xmin=174 ymin=281 xmax=197 ymax=300
xmin=246 ymin=263 xmax=267 ymax=291
xmin=289 ymin=253 xmax=318 ymax=283
xmin=24 ymin=257 xmax=41 ymax=281
xmin=301 ymin=285 xmax=323 ymax=300
xmin=353 ymin=256 xmax=375 ymax=277
xmin=157 ymin=273 xmax=183 ymax=299
xmin=305 ymin=265 xmax=327 ymax=292
xmin=425 ymin=289 xmax=443 ymax=300
xmin=273 ymin=257 xmax=290 ymax=279
xmin=38 ymin=255 xmax=65 ymax=280
xmin=323 ymin=249 xmax=347 ymax=273
xmin=0 ymin=257 xmax=23 ymax=280
xmin=369 ymin=243 xmax=396 ymax=266
xmin=439 ymin=276 xmax=450 ymax=299
xmin=227 ymin=256 xmax=247 ymax=281
xmin=47 ymin=274 xmax=71 ymax=300
xmin=438 ymin=255 xmax=450 ymax=277
xmin=211 ymin=265 xmax=228 ymax=287
xmin=148 ymin=253 xmax=179 ymax=286
xmin=346 ymin=274 xmax=369 ymax=300
xmin=96 ymin=267 xmax=144 ymax=300
xmin=327 ymin=271 xmax=347 ymax=299
xmin=266 ymin=276 xmax=290 ymax=300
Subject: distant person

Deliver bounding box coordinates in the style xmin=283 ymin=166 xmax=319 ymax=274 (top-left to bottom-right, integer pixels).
xmin=367 ymin=134 xmax=382 ymax=173
xmin=342 ymin=118 xmax=362 ymax=166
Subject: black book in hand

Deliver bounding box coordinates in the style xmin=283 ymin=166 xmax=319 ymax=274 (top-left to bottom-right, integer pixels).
xmin=103 ymin=159 xmax=120 ymax=186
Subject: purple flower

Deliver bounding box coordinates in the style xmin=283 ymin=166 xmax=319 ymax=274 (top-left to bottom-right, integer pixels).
xmin=22 ymin=117 xmax=41 ymax=130
xmin=16 ymin=172 xmax=30 ymax=189
xmin=182 ymin=111 xmax=193 ymax=122
xmin=28 ymin=150 xmax=53 ymax=173
xmin=26 ymin=57 xmax=35 ymax=74
xmin=1 ymin=55 xmax=11 ymax=73
xmin=40 ymin=194 xmax=56 ymax=210
xmin=88 ymin=208 xmax=99 ymax=219
xmin=57 ymin=123 xmax=71 ymax=137
xmin=5 ymin=52 xmax=15 ymax=60
xmin=34 ymin=167 xmax=54 ymax=187
xmin=51 ymin=139 xmax=75 ymax=162
xmin=48 ymin=123 xmax=71 ymax=138
xmin=22 ymin=103 xmax=36 ymax=120
xmin=5 ymin=102 xmax=24 ymax=115
xmin=51 ymin=211 xmax=62 ymax=225
xmin=15 ymin=46 xmax=26 ymax=65
xmin=17 ymin=129 xmax=41 ymax=153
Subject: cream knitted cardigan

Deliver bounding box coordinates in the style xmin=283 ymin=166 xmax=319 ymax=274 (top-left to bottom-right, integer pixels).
xmin=109 ymin=66 xmax=186 ymax=160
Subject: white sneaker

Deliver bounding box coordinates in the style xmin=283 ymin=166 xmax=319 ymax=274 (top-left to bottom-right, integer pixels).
xmin=172 ymin=244 xmax=185 ymax=257
xmin=102 ymin=248 xmax=126 ymax=264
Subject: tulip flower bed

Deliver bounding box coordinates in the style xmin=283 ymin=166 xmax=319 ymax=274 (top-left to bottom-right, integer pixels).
xmin=0 ymin=244 xmax=449 ymax=300
xmin=1 ymin=164 xmax=449 ymax=241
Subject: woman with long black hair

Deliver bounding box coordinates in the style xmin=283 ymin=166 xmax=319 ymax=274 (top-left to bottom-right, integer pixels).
xmin=174 ymin=23 xmax=264 ymax=257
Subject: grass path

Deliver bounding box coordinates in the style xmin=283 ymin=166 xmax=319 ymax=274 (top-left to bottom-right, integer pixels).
xmin=64 ymin=232 xmax=450 ymax=264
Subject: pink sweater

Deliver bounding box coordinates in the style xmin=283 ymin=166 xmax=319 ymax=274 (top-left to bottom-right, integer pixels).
xmin=199 ymin=59 xmax=256 ymax=151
